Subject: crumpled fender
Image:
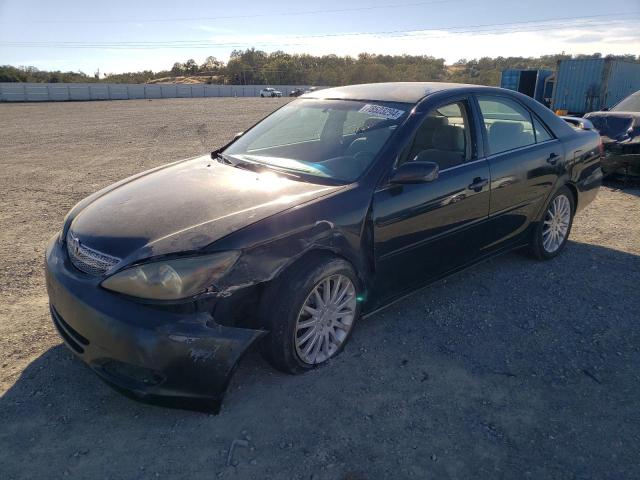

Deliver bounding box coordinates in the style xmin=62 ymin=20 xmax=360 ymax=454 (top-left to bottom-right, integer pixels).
xmin=206 ymin=183 xmax=371 ymax=300
xmin=212 ymin=220 xmax=348 ymax=297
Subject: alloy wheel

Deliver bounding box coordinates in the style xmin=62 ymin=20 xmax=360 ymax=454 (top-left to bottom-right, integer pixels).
xmin=294 ymin=274 xmax=357 ymax=365
xmin=542 ymin=194 xmax=571 ymax=253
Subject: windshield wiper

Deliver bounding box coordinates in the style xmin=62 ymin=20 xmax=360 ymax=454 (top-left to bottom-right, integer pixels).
xmin=218 ymin=153 xmax=259 ymax=172
xmin=215 ymin=152 xmax=259 ymax=171
xmin=239 ymin=160 xmax=304 ymax=180
xmin=216 ymin=152 xmax=303 ymax=180
xmin=256 ymin=165 xmax=303 ymax=180
xmin=214 ymin=152 xmax=234 ymax=165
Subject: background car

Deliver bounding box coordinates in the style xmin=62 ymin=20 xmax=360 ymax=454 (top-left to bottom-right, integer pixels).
xmin=289 ymin=88 xmax=305 ymax=97
xmin=260 ymin=87 xmax=282 ymax=97
xmin=584 ymin=90 xmax=640 ymax=177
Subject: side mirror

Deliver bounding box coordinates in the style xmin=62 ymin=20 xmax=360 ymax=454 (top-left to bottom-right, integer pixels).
xmin=234 ymin=131 xmax=244 ymax=139
xmin=390 ymin=160 xmax=439 ymax=184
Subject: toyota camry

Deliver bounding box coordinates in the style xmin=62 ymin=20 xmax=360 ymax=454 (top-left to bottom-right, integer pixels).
xmin=45 ymin=82 xmax=603 ymax=412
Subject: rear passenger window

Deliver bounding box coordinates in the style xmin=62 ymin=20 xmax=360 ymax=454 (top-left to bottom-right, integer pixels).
xmin=533 ymin=116 xmax=553 ymax=142
xmin=477 ymin=96 xmax=535 ymax=155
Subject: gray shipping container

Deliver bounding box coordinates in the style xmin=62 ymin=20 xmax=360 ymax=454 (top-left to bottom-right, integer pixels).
xmin=551 ymin=58 xmax=640 ymax=114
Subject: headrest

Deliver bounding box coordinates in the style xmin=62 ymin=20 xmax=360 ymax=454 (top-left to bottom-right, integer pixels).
xmin=489 ymin=121 xmax=523 ymax=138
xmin=419 ymin=115 xmax=448 ymax=134
xmin=488 ymin=121 xmax=525 ymax=153
xmin=432 ymin=125 xmax=465 ymax=151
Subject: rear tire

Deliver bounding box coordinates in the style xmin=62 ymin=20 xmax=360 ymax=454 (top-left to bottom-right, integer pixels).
xmin=259 ymin=255 xmax=361 ymax=374
xmin=527 ymin=186 xmax=575 ymax=260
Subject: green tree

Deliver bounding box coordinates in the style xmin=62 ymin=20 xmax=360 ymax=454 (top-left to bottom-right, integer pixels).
xmin=171 ymin=62 xmax=184 ymax=76
xmin=200 ymin=56 xmax=223 ymax=73
xmin=184 ymin=59 xmax=198 ymax=74
xmin=1 ymin=51 xmax=638 ymax=87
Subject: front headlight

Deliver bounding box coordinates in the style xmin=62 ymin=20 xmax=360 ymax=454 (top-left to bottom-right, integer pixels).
xmin=101 ymin=251 xmax=240 ymax=300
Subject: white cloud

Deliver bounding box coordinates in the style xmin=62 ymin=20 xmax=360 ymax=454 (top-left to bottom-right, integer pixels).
xmin=9 ymin=23 xmax=638 ymax=73
xmin=199 ymin=23 xmax=638 ymax=63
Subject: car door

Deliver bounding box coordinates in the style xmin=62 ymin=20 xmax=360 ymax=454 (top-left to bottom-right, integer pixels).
xmin=371 ymin=98 xmax=491 ymax=301
xmin=474 ymin=95 xmax=563 ymax=251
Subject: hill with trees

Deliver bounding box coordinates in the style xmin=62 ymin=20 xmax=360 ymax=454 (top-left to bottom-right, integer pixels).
xmin=1 ymin=50 xmax=637 ymax=86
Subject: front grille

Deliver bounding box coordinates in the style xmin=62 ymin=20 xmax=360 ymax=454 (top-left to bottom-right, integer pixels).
xmin=66 ymin=230 xmax=120 ymax=276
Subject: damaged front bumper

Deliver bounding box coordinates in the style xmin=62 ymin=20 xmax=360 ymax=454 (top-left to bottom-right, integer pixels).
xmin=602 ymin=147 xmax=640 ymax=177
xmin=584 ymin=110 xmax=640 ymax=178
xmin=45 ymin=235 xmax=265 ymax=413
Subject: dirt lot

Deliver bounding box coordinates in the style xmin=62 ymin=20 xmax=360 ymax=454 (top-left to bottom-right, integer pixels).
xmin=1 ymin=98 xmax=639 ymax=479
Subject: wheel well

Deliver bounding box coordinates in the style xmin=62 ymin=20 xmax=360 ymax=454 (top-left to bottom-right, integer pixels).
xmin=273 ymin=248 xmax=372 ymax=297
xmin=277 ymin=249 xmax=362 ymax=282
xmin=215 ymin=249 xmax=368 ymax=330
xmin=564 ymin=182 xmax=578 ymax=210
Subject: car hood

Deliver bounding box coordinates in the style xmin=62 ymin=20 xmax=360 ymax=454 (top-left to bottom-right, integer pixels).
xmin=69 ymin=155 xmax=343 ymax=265
xmin=584 ymin=111 xmax=640 ymax=144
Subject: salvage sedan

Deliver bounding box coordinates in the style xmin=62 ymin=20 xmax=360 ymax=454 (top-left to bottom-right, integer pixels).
xmin=45 ymin=82 xmax=602 ymax=412
xmin=585 ymin=90 xmax=640 ymax=177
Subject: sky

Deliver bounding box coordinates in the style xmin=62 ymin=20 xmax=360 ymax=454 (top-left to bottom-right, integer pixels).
xmin=0 ymin=0 xmax=638 ymax=74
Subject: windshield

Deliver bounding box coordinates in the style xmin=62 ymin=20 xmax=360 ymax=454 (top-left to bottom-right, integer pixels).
xmin=223 ymin=98 xmax=411 ymax=182
xmin=612 ymin=92 xmax=640 ymax=112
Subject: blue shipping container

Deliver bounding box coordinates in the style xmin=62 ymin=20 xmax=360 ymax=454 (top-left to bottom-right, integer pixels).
xmin=500 ymin=69 xmax=553 ymax=106
xmin=551 ymin=58 xmax=640 ymax=114
xmin=501 ymin=69 xmax=521 ymax=91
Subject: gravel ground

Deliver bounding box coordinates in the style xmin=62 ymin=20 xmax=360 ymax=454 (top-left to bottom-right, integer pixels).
xmin=1 ymin=98 xmax=639 ymax=480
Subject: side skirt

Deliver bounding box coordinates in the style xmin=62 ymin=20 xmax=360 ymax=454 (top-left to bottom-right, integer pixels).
xmin=362 ymin=240 xmax=530 ymax=320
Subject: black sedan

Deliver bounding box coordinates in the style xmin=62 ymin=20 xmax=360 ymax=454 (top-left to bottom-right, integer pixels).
xmin=45 ymin=82 xmax=602 ymax=412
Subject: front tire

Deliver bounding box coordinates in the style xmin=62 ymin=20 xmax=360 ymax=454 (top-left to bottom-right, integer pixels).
xmin=260 ymin=256 xmax=361 ymax=374
xmin=528 ymin=186 xmax=575 ymax=260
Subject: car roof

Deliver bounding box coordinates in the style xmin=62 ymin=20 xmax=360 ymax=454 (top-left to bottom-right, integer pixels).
xmin=302 ymin=82 xmax=491 ymax=103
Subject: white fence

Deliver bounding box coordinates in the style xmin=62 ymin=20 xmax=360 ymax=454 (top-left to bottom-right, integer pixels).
xmin=0 ymin=83 xmax=322 ymax=102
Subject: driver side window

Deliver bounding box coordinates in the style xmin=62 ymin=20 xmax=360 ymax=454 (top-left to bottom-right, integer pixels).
xmin=405 ymin=101 xmax=471 ymax=171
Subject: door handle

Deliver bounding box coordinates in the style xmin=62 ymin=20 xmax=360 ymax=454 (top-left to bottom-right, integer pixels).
xmin=547 ymin=153 xmax=559 ymax=165
xmin=468 ymin=177 xmax=488 ymax=192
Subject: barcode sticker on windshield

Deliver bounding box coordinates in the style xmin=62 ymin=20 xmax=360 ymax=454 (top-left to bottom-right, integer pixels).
xmin=358 ymin=104 xmax=405 ymax=120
